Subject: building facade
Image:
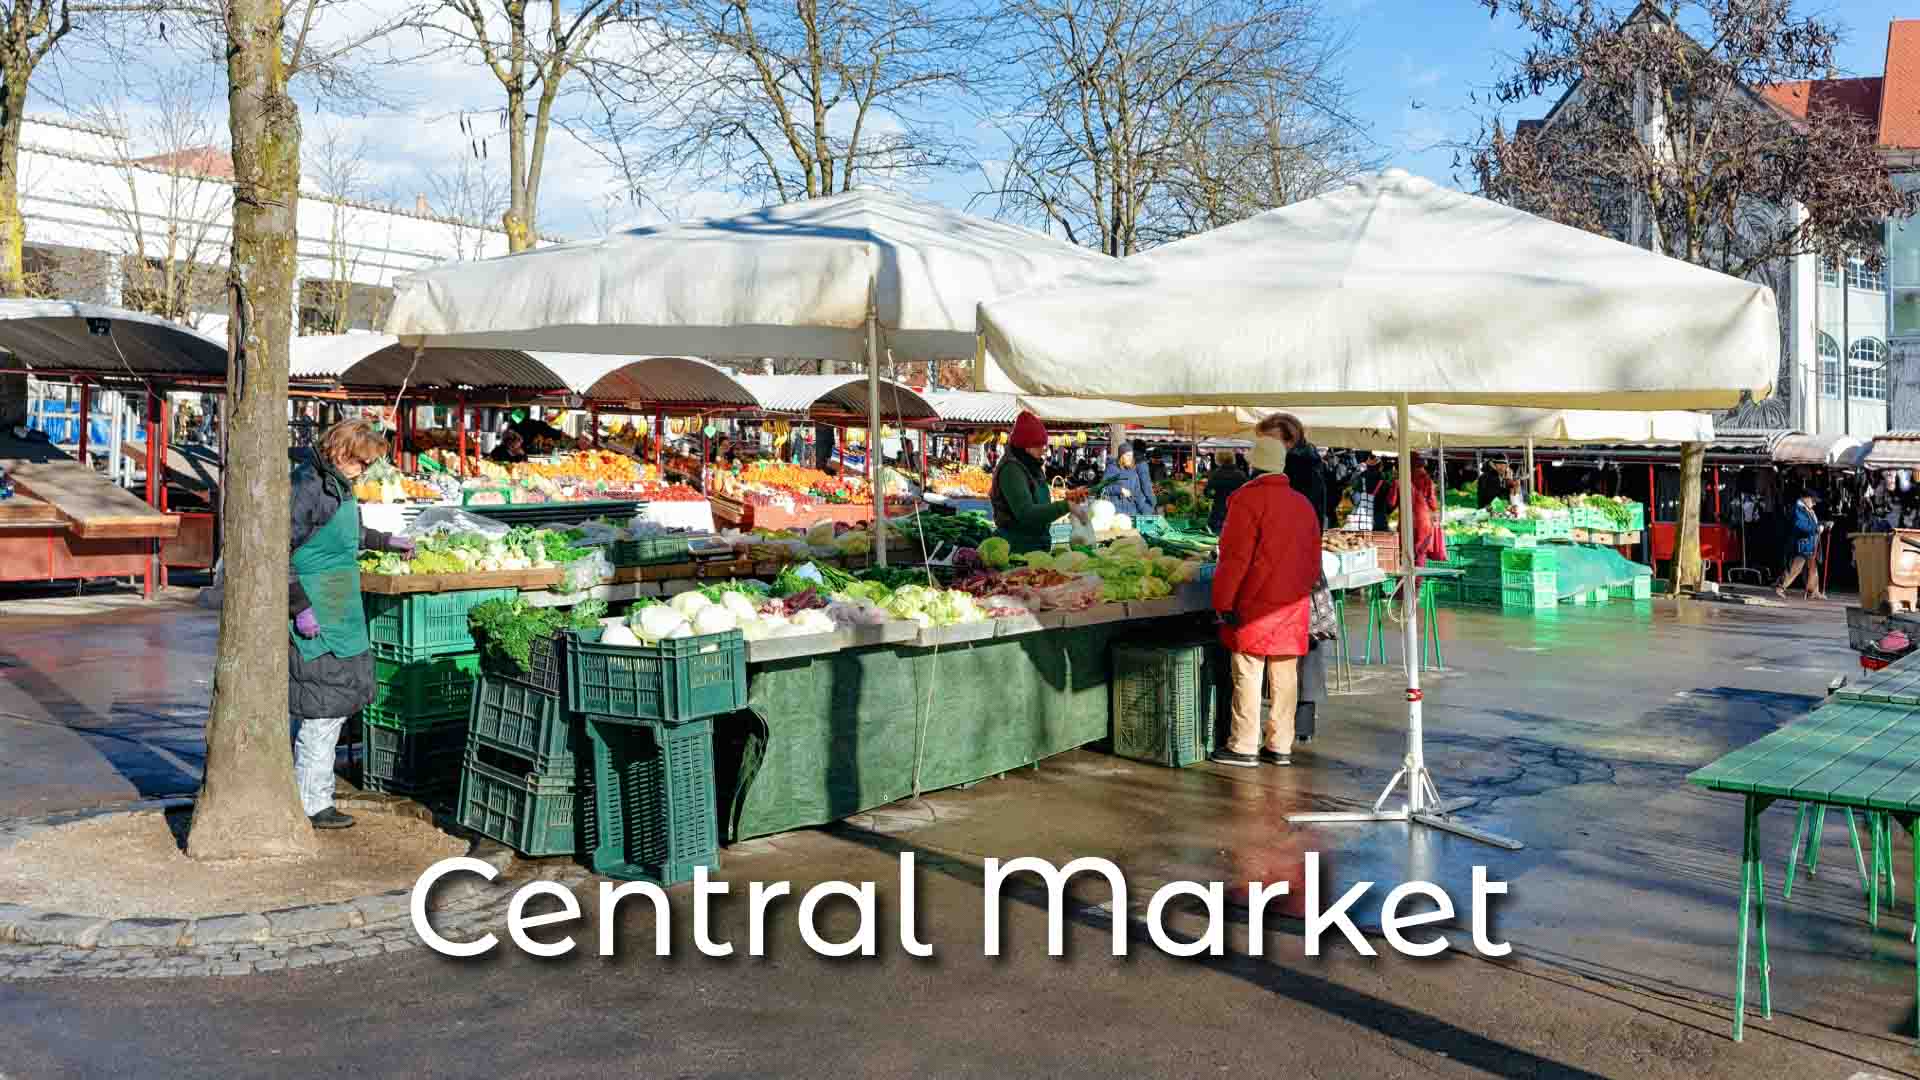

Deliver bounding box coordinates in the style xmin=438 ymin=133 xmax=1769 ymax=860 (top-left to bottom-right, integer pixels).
xmin=15 ymin=114 xmax=513 ymax=342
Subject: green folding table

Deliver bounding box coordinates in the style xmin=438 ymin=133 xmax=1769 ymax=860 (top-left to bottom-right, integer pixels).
xmin=1687 ymin=696 xmax=1920 ymax=1041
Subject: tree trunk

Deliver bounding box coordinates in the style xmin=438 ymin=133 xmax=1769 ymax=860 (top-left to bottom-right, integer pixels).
xmin=1672 ymin=441 xmax=1705 ymax=593
xmin=0 ymin=71 xmax=29 ymax=299
xmin=190 ymin=0 xmax=317 ymax=861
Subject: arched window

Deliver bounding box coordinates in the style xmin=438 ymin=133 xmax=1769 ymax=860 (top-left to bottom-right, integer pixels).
xmin=1849 ymin=337 xmax=1888 ymax=401
xmin=1818 ymin=332 xmax=1842 ymax=398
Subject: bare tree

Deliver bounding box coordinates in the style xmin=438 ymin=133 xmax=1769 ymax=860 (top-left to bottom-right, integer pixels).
xmin=411 ymin=0 xmax=630 ymax=251
xmin=985 ymin=0 xmax=1360 ymax=255
xmin=84 ymin=68 xmax=231 ymax=328
xmin=189 ymin=0 xmax=407 ymax=862
xmin=1465 ymin=0 xmax=1916 ymax=591
xmin=586 ymin=0 xmax=987 ymax=205
xmin=424 ymin=156 xmax=508 ymax=260
xmin=301 ymin=123 xmax=393 ymax=332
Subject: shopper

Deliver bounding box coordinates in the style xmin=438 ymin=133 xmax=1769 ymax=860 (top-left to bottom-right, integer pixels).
xmin=1776 ymin=492 xmax=1830 ymax=600
xmin=1477 ymin=460 xmax=1513 ymax=509
xmin=1276 ymin=419 xmax=1329 ymax=526
xmin=1210 ymin=415 xmax=1322 ymax=768
xmin=1204 ymin=449 xmax=1249 ymax=533
xmin=991 ymin=411 xmax=1087 ymax=555
xmin=289 ymin=419 xmax=412 ymax=830
xmin=1102 ymin=441 xmax=1157 ymax=518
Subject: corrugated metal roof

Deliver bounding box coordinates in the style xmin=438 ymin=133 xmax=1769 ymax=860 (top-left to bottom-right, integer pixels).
xmin=544 ymin=354 xmax=758 ymax=406
xmin=1867 ymin=433 xmax=1920 ymax=468
xmin=1771 ymin=432 xmax=1863 ymax=465
xmin=0 ymin=300 xmax=226 ymax=378
xmin=289 ymin=335 xmax=567 ymax=390
xmin=736 ymin=374 xmax=938 ymax=421
xmin=925 ymin=390 xmax=1019 ymax=425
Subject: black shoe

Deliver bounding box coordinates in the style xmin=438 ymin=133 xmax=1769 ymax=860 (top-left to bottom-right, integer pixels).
xmin=1259 ymin=750 xmax=1292 ymax=766
xmin=309 ymin=807 xmax=355 ymax=830
xmin=1210 ymin=749 xmax=1260 ymax=768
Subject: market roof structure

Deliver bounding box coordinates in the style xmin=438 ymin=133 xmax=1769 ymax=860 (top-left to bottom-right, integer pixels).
xmin=543 ymin=354 xmax=759 ymax=408
xmin=736 ymin=374 xmax=937 ymax=423
xmin=0 ymin=300 xmax=226 ymax=380
xmin=924 ymin=390 xmax=1020 ymax=426
xmin=1769 ymin=431 xmax=1865 ymax=466
xmin=289 ymin=334 xmax=566 ymax=391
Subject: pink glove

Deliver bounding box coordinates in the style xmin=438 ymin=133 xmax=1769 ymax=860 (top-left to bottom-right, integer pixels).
xmin=294 ymin=608 xmax=321 ymax=639
xmin=387 ymin=535 xmax=416 ymax=556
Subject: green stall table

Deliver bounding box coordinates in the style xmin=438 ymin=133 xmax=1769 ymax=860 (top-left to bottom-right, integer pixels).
xmin=1688 ymin=693 xmax=1920 ymax=1042
xmin=720 ymin=616 xmax=1207 ymax=841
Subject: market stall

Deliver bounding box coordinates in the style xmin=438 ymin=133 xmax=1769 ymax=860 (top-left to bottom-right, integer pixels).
xmin=0 ymin=301 xmax=225 ymax=595
xmin=978 ymin=167 xmax=1778 ymax=851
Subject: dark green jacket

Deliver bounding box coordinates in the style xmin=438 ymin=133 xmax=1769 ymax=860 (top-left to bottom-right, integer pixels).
xmin=990 ymin=450 xmax=1067 ymax=555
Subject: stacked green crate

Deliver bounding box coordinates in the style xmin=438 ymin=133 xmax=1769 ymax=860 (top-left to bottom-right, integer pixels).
xmin=1498 ymin=545 xmax=1559 ymax=609
xmin=1109 ymin=640 xmax=1220 ymax=767
xmin=579 ymin=715 xmax=720 ymax=885
xmin=459 ymin=660 xmax=580 ymax=855
xmin=358 ymin=588 xmax=510 ymax=796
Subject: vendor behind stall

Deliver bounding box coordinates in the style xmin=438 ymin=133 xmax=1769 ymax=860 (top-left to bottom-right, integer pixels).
xmin=488 ymin=429 xmax=529 ymax=464
xmin=991 ymin=411 xmax=1087 ymax=554
xmin=505 ymin=408 xmax=570 ymax=450
xmin=289 ymin=419 xmax=413 ymax=830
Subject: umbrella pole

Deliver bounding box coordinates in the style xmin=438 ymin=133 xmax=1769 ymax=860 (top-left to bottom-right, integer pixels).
xmin=1524 ymin=437 xmax=1536 ymax=500
xmin=1288 ymin=394 xmax=1522 ymax=850
xmin=867 ymin=293 xmax=886 ymax=568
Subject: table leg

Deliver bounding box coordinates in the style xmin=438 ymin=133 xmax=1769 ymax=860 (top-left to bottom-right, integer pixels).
xmin=1756 ymin=832 xmax=1772 ymax=1020
xmin=1734 ymin=794 xmax=1758 ymax=1042
xmin=1808 ymin=805 xmax=1827 ymax=877
xmin=1846 ymin=809 xmax=1870 ymax=900
xmin=1872 ymin=813 xmax=1884 ymax=928
xmin=1785 ymin=803 xmax=1809 ymax=900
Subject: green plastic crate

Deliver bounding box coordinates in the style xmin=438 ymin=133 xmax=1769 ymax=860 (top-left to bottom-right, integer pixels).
xmin=1531 ymin=513 xmax=1573 ymax=540
xmin=1463 ymin=563 xmax=1504 ymax=585
xmin=566 ymin=627 xmax=747 ymax=724
xmin=1501 ymin=585 xmax=1557 ymax=610
xmin=1429 ymin=579 xmax=1461 ymax=603
xmin=360 ymin=700 xmax=467 ymax=734
xmin=1500 ymin=546 xmax=1559 ymax=572
xmin=361 ymin=715 xmax=466 ymax=795
xmin=371 ymin=652 xmax=480 ymax=719
xmin=1501 ymin=569 xmax=1557 ymax=592
xmin=364 ymin=588 xmax=516 ymax=660
xmin=1109 ymin=640 xmax=1219 ymax=767
xmin=580 ymin=716 xmax=719 ymax=885
xmin=1462 ymin=583 xmax=1504 ymax=607
xmin=468 ymin=673 xmax=576 ymax=768
xmin=456 ymin=744 xmax=575 ymax=857
xmin=1608 ymin=575 xmax=1653 ymax=600
xmin=609 ymin=535 xmax=692 ymax=567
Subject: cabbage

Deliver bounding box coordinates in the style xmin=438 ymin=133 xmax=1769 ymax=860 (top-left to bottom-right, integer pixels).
xmin=693 ymin=606 xmax=738 ymax=635
xmin=978 ymin=537 xmax=1011 ymax=569
xmin=636 ymin=605 xmax=687 ymax=643
xmin=669 ymin=590 xmax=712 ymax=617
xmin=1111 ymin=513 xmax=1133 ymax=532
xmin=1089 ymin=499 xmax=1116 ymax=530
xmin=667 ymin=623 xmax=695 ymax=639
xmin=720 ymin=591 xmax=760 ymax=621
xmin=600 ymin=622 xmax=642 ymax=647
xmin=791 ymin=610 xmax=837 ymax=635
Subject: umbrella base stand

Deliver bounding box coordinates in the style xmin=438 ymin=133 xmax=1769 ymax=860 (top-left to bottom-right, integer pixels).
xmin=1288 ymin=759 xmax=1525 ymax=851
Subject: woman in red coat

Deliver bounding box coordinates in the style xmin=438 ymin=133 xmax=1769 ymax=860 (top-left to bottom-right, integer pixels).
xmin=1210 ymin=415 xmax=1323 ymax=768
xmin=1384 ymin=457 xmax=1445 ymax=566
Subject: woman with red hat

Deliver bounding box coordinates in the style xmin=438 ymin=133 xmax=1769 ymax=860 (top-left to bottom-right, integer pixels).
xmin=990 ymin=411 xmax=1088 ymax=555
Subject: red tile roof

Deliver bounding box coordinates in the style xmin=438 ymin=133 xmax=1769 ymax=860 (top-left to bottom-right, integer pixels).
xmin=132 ymin=146 xmax=234 ymax=179
xmin=1758 ymin=77 xmax=1882 ymax=127
xmin=1881 ymin=20 xmax=1920 ymax=149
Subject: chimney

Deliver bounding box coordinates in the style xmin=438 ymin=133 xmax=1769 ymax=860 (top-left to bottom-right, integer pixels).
xmin=415 ymin=193 xmax=431 ymax=216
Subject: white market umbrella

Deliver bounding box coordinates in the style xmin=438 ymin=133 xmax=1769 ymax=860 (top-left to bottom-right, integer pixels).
xmin=981 ymin=170 xmax=1779 ymax=850
xmin=387 ymin=188 xmax=1117 ymax=561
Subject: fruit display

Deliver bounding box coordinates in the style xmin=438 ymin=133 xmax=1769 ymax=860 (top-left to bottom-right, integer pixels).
xmin=930 ymin=465 xmax=991 ymax=497
xmin=1322 ymin=532 xmax=1370 ymax=552
xmin=514 ymin=450 xmax=643 ymax=485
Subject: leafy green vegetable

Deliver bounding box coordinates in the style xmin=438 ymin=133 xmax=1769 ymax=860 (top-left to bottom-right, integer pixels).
xmin=468 ymin=597 xmax=603 ymax=675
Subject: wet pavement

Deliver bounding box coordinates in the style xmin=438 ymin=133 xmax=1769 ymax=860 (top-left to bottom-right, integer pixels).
xmin=4 ymin=589 xmax=1917 ymax=1076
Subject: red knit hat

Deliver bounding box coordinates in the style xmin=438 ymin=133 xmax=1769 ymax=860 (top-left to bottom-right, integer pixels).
xmin=1009 ymin=411 xmax=1047 ymax=449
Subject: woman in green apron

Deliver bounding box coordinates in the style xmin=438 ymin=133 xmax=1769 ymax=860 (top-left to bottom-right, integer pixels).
xmin=989 ymin=411 xmax=1087 ymax=555
xmin=290 ymin=419 xmax=413 ymax=829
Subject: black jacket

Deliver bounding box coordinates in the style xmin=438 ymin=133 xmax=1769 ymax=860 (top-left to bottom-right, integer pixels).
xmin=1205 ymin=466 xmax=1249 ymax=532
xmin=1476 ymin=467 xmax=1510 ymax=509
xmin=1285 ymin=443 xmax=1329 ymax=527
xmin=288 ymin=453 xmax=392 ymax=720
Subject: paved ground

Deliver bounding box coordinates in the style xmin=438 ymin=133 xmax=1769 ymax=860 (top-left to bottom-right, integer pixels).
xmin=4 ymin=588 xmax=1917 ymax=1077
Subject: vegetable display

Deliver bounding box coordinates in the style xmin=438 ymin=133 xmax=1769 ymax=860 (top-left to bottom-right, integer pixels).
xmin=358 ymin=526 xmax=593 ymax=576
xmin=889 ymin=511 xmax=994 ymax=549
xmin=1574 ymin=495 xmax=1637 ymax=530
xmin=467 ymin=597 xmax=607 ymax=675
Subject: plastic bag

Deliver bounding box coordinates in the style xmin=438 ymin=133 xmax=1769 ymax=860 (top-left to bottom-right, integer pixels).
xmin=560 ymin=549 xmax=613 ymax=592
xmin=409 ymin=506 xmax=510 ymax=540
xmin=1025 ymin=573 xmax=1104 ymax=611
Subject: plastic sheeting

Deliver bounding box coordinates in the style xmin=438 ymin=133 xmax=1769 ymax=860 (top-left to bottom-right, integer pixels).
xmin=1550 ymin=544 xmax=1654 ymax=598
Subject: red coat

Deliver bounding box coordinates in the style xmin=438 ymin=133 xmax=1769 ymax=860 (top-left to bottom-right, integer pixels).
xmin=1211 ymin=473 xmax=1321 ymax=657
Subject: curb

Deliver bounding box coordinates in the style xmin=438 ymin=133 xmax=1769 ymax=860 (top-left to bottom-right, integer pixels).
xmin=0 ymin=795 xmax=513 ymax=958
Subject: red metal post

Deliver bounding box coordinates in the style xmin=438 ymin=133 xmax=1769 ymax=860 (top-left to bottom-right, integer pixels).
xmin=76 ymin=382 xmax=91 ymax=465
xmin=456 ymin=395 xmax=468 ymax=477
xmin=144 ymin=390 xmax=158 ymax=599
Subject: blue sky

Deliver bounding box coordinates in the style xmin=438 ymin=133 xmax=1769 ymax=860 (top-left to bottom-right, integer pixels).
xmin=35 ymin=0 xmax=1905 ymax=239
xmin=1336 ymin=0 xmax=1898 ymax=188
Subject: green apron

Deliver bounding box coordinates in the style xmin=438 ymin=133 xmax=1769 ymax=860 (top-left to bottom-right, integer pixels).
xmin=290 ymin=482 xmax=370 ymax=663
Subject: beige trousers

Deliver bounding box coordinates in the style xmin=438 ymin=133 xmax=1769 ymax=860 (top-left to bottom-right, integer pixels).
xmin=1228 ymin=652 xmax=1300 ymax=755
